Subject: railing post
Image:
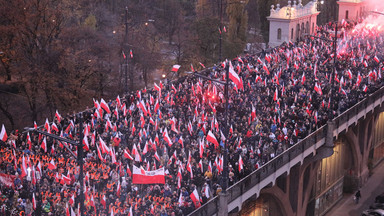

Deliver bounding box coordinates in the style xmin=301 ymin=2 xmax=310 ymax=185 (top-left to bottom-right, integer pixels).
xmin=218 ymin=191 xmax=229 ymax=216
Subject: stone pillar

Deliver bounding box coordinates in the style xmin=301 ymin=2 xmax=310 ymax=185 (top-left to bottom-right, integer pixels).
xmin=218 ymin=191 xmax=230 ymax=216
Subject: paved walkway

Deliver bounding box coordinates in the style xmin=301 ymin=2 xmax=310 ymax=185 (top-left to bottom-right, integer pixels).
xmin=325 ymin=161 xmax=384 ymax=216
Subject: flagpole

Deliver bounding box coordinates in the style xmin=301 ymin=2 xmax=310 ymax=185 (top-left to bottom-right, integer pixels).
xmin=219 ymin=0 xmax=223 ymax=62
xmin=78 ymin=113 xmax=85 ymax=216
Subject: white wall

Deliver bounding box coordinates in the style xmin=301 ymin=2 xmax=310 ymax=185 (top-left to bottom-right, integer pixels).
xmin=269 ymin=14 xmax=318 ymax=48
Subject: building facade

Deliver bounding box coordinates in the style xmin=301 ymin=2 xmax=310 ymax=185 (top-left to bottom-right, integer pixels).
xmin=267 ymin=0 xmax=320 ymax=48
xmin=337 ymin=0 xmax=367 ymax=22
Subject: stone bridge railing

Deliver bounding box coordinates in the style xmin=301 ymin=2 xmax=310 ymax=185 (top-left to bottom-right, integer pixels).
xmin=189 ymin=86 xmax=384 ymax=216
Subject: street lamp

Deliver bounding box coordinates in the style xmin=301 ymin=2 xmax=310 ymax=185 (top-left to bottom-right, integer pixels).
xmin=123 ymin=7 xmax=155 ymax=93
xmin=25 ymin=114 xmax=85 ymax=216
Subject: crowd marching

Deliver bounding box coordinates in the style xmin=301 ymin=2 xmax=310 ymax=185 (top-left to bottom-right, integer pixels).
xmin=1 ymin=20 xmax=384 ymax=216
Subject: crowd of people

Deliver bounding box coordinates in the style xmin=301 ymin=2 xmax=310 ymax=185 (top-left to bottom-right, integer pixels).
xmin=1 ymin=19 xmax=384 ymax=216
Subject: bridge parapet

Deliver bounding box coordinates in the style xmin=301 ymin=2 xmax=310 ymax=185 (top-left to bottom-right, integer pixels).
xmin=189 ymin=86 xmax=384 ymax=216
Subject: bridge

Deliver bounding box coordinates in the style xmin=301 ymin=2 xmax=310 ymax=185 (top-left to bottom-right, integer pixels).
xmin=190 ymin=85 xmax=384 ymax=215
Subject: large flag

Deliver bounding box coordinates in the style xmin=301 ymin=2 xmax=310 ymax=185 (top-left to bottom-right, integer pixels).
xmin=100 ymin=98 xmax=111 ymax=114
xmin=228 ymin=62 xmax=242 ymax=89
xmin=132 ymin=165 xmax=165 ymax=184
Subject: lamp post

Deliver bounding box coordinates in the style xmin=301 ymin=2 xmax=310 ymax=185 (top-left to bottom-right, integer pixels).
xmin=123 ymin=7 xmax=154 ymax=92
xmin=218 ymin=0 xmax=246 ymax=62
xmin=26 ymin=114 xmax=85 ymax=216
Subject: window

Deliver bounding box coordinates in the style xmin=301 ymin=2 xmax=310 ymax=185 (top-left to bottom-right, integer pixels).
xmin=312 ymin=23 xmax=315 ymax=34
xmin=277 ymin=28 xmax=282 ymax=40
xmin=296 ymin=24 xmax=300 ymax=40
xmin=291 ymin=28 xmax=294 ymax=40
xmin=306 ymin=21 xmax=309 ymax=34
xmin=345 ymin=10 xmax=349 ymax=20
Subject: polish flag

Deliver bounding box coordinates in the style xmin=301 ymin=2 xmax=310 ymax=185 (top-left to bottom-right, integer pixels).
xmin=163 ymin=128 xmax=172 ymax=147
xmin=356 ymin=73 xmax=362 ymax=86
xmin=116 ymin=181 xmax=121 ymax=197
xmin=273 ymin=88 xmax=278 ymax=101
xmin=0 ymin=124 xmax=7 ymax=142
xmin=138 ymin=100 xmax=148 ymax=116
xmin=190 ymin=189 xmax=201 ymax=207
xmin=83 ymin=137 xmax=89 ymax=151
xmin=48 ymin=159 xmax=56 ymax=170
xmin=124 ymin=149 xmax=133 ymax=160
xmin=206 ymin=130 xmax=219 ymax=148
xmin=251 ymin=104 xmax=256 ymax=121
xmin=178 ymin=136 xmax=184 ymax=148
xmin=96 ymin=145 xmax=104 ymax=162
xmin=69 ymin=194 xmax=75 ymax=205
xmin=301 ymin=73 xmax=306 ymax=84
xmin=263 ymin=63 xmax=270 ymax=75
xmin=154 ymin=82 xmax=161 ymax=92
xmin=44 ymin=118 xmax=50 ymax=132
xmin=132 ymin=165 xmax=165 ymax=184
xmin=100 ymin=98 xmax=111 ymax=114
xmin=66 ymin=203 xmax=70 ymax=216
xmin=346 ymin=69 xmax=352 ymax=79
xmin=61 ymin=174 xmax=71 ymax=185
xmin=154 ymin=151 xmax=160 ymax=162
xmin=199 ymin=139 xmax=204 ymax=158
xmin=55 ymin=110 xmax=62 ymax=122
xmin=41 ymin=137 xmax=47 ymax=152
xmin=374 ymin=55 xmax=380 ymax=63
xmin=21 ymin=155 xmax=27 ymax=178
xmin=363 ymin=85 xmax=368 ymax=92
xmin=172 ymin=64 xmax=181 ymax=72
xmin=125 ymin=165 xmax=131 ymax=177
xmin=228 ymin=62 xmax=242 ymax=89
xmin=32 ymin=193 xmax=36 ymax=209
xmin=199 ymin=62 xmax=206 ymax=68
xmin=239 ymin=155 xmax=244 ymax=172
xmin=100 ymin=194 xmax=106 ymax=209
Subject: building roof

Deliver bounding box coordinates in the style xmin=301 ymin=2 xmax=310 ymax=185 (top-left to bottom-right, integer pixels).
xmin=267 ymin=0 xmax=319 ymax=20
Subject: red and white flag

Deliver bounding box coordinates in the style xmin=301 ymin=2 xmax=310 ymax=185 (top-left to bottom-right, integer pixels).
xmin=55 ymin=110 xmax=62 ymax=123
xmin=206 ymin=130 xmax=219 ymax=148
xmin=273 ymin=87 xmax=278 ymax=101
xmin=48 ymin=159 xmax=56 ymax=170
xmin=32 ymin=193 xmax=36 ymax=210
xmin=132 ymin=165 xmax=165 ymax=184
xmin=374 ymin=55 xmax=380 ymax=63
xmin=41 ymin=137 xmax=47 ymax=152
xmin=21 ymin=155 xmax=27 ymax=178
xmin=172 ymin=64 xmax=181 ymax=72
xmin=100 ymin=194 xmax=106 ymax=209
xmin=239 ymin=155 xmax=244 ymax=172
xmin=100 ymin=98 xmax=111 ymax=114
xmin=228 ymin=62 xmax=242 ymax=89
xmin=190 ymin=188 xmax=201 ymax=207
xmin=124 ymin=149 xmax=133 ymax=160
xmin=0 ymin=124 xmax=7 ymax=142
